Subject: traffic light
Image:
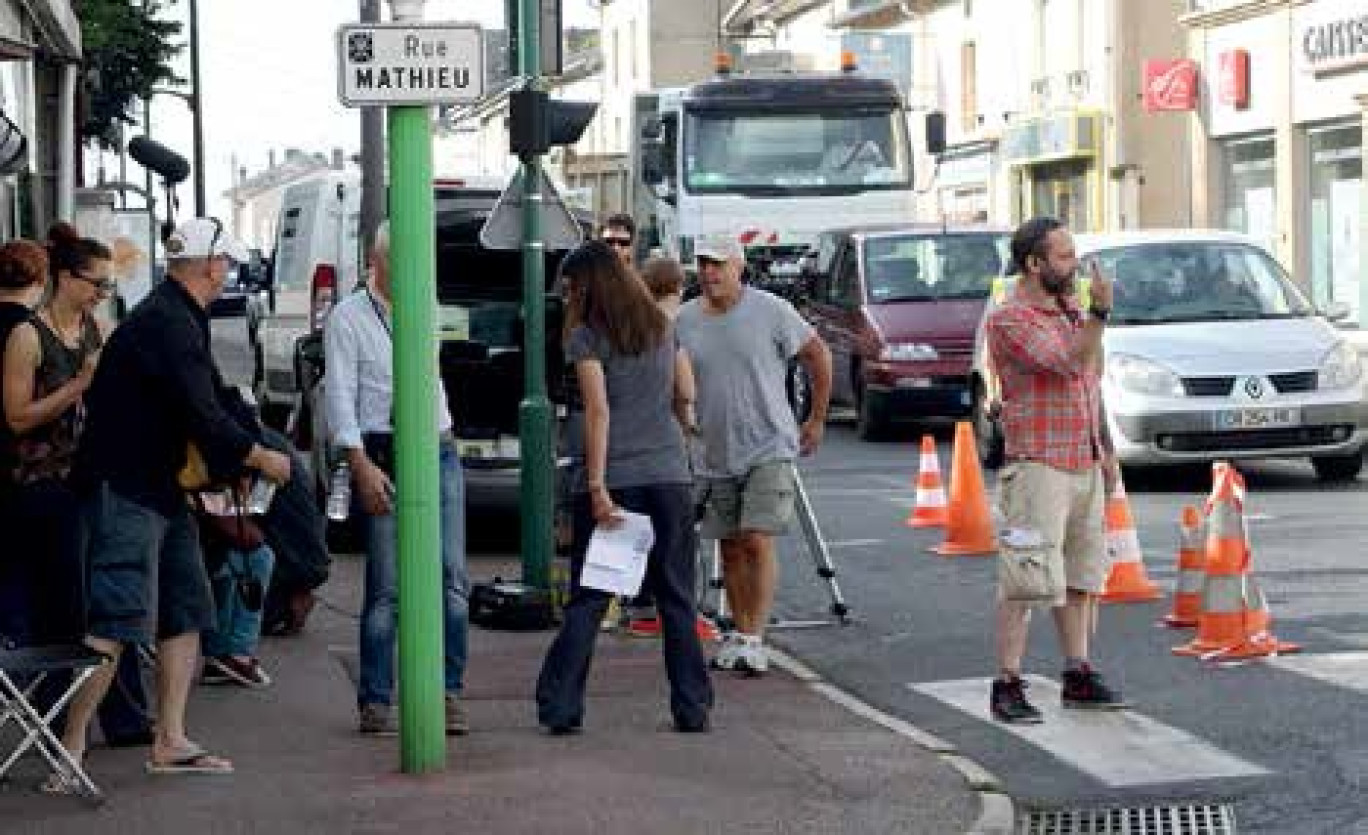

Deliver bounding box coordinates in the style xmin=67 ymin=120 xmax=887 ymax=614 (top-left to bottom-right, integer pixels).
xmin=509 ymin=88 xmax=597 ymax=159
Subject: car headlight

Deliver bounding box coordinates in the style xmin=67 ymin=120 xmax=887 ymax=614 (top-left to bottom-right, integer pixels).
xmin=1107 ymin=354 xmax=1184 ymax=397
xmin=880 ymin=343 xmax=939 ymax=362
xmin=1319 ymin=341 xmax=1363 ymax=390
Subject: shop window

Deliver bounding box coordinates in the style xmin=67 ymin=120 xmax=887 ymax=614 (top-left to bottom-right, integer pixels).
xmin=1221 ymin=135 xmax=1276 ymax=254
xmin=1308 ymin=124 xmax=1362 ymax=324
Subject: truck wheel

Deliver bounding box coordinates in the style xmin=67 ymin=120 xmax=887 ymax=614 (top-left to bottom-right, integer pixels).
xmin=1312 ymin=451 xmax=1363 ymax=483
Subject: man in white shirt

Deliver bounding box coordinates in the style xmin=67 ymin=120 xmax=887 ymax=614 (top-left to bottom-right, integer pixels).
xmin=323 ymin=221 xmax=470 ymax=736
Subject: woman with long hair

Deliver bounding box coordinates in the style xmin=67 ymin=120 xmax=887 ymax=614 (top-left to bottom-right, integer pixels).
xmin=0 ymin=238 xmax=51 ymax=642
xmin=536 ymin=240 xmax=712 ymax=734
xmin=1 ymin=223 xmax=111 ymax=644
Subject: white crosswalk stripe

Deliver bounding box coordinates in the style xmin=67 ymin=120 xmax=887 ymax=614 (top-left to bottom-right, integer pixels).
xmin=910 ymin=676 xmax=1270 ymax=787
xmin=1266 ymin=652 xmax=1368 ymax=694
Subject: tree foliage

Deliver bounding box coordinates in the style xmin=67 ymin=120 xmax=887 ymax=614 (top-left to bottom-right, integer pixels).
xmin=77 ymin=0 xmax=185 ymax=148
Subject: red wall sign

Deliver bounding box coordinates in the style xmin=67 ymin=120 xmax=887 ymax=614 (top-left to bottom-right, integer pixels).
xmin=1143 ymin=58 xmax=1200 ymax=112
xmin=1219 ymin=49 xmax=1250 ymax=110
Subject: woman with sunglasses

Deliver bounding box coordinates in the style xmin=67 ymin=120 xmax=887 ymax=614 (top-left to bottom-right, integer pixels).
xmin=536 ymin=240 xmax=712 ymax=735
xmin=1 ymin=223 xmax=110 ymax=645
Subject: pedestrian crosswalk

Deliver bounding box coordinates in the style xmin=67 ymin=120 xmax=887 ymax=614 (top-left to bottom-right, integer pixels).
xmin=910 ymin=676 xmax=1270 ymax=787
xmin=1266 ymin=651 xmax=1368 ymax=695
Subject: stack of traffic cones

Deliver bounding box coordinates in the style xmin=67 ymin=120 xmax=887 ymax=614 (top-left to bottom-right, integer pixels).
xmin=1161 ymin=505 xmax=1206 ymax=628
xmin=905 ymin=435 xmax=948 ymax=528
xmin=1100 ymin=478 xmax=1162 ymax=603
xmin=931 ymin=421 xmax=996 ymax=557
xmin=1173 ymin=466 xmax=1300 ymax=661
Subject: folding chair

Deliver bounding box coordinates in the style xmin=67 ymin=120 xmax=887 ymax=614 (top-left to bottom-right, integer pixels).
xmin=0 ymin=644 xmax=110 ymax=803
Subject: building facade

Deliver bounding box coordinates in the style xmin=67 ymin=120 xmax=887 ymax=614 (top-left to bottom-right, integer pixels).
xmin=0 ymin=0 xmax=81 ymax=239
xmin=1186 ymin=0 xmax=1368 ymax=326
xmin=729 ymin=0 xmax=1192 ymax=232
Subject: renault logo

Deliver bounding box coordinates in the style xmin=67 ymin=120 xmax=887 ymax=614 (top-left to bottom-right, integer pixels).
xmin=1242 ymin=376 xmax=1265 ymax=399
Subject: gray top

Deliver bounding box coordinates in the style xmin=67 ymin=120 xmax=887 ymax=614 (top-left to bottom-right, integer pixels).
xmin=565 ymin=324 xmax=690 ymax=493
xmin=677 ymin=287 xmax=814 ymax=478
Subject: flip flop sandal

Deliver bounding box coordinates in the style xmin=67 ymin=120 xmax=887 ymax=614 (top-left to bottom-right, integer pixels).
xmin=146 ymin=748 xmax=234 ymax=776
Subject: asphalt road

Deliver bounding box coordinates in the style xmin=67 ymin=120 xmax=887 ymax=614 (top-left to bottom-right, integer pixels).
xmin=769 ymin=419 xmax=1368 ymax=834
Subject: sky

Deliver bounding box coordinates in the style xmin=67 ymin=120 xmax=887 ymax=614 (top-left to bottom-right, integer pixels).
xmin=92 ymin=0 xmax=599 ymax=218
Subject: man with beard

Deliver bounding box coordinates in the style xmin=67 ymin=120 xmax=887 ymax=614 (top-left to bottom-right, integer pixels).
xmin=983 ymin=216 xmax=1124 ymax=724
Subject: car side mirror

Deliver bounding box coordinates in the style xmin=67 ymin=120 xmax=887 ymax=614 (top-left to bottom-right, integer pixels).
xmin=641 ymin=142 xmax=665 ymax=186
xmin=1322 ymin=300 xmax=1351 ymax=322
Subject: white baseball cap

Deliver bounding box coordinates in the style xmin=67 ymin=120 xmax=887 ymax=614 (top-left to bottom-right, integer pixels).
xmin=164 ymin=217 xmax=249 ymax=263
xmin=694 ymin=234 xmax=744 ymax=264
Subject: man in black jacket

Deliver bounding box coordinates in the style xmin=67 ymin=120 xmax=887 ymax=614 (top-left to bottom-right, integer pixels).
xmin=59 ymin=218 xmax=291 ymax=778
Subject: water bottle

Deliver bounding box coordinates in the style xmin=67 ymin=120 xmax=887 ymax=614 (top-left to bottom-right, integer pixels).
xmin=245 ymin=477 xmax=278 ymax=515
xmin=326 ymin=461 xmax=352 ymax=522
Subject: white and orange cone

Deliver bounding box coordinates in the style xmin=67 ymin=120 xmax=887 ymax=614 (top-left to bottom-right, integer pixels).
xmin=1100 ymin=478 xmax=1162 ymax=603
xmin=905 ymin=435 xmax=948 ymax=528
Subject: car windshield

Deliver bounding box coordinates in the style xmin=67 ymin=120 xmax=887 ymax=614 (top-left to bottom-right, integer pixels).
xmin=1090 ymin=241 xmax=1314 ymax=324
xmin=684 ymin=108 xmax=911 ymax=194
xmin=862 ymin=233 xmax=1008 ymax=303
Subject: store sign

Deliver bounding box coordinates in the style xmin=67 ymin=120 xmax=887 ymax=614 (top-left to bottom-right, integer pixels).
xmin=1300 ymin=12 xmax=1368 ymax=76
xmin=1142 ymin=59 xmax=1199 ymax=112
xmin=1219 ymin=49 xmax=1251 ymax=109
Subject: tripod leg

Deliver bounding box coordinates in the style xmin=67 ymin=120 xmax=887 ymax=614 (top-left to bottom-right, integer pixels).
xmin=791 ymin=464 xmax=851 ymax=624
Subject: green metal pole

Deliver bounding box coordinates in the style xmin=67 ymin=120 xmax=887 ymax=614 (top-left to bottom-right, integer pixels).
xmin=388 ymin=0 xmax=445 ymax=774
xmin=518 ymin=0 xmax=554 ymax=589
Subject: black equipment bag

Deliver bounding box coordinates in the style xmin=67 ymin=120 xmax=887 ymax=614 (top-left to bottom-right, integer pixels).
xmin=469 ymin=578 xmax=556 ymax=631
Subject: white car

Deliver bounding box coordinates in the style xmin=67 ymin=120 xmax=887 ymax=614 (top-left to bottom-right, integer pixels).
xmin=973 ymin=230 xmax=1367 ymax=482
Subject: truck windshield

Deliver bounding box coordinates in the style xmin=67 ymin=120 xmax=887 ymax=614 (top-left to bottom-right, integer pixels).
xmin=863 ymin=233 xmax=1008 ymax=303
xmin=683 ymin=108 xmax=911 ymax=195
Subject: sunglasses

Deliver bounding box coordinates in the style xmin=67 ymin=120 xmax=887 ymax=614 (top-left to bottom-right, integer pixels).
xmin=602 ymin=236 xmax=633 ymax=248
xmin=73 ymin=271 xmax=116 ymax=294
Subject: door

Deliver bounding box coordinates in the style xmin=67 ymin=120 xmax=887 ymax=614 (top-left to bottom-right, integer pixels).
xmin=824 ymin=240 xmax=865 ymax=404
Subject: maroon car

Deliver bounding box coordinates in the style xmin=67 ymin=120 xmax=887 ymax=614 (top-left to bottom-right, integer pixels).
xmin=798 ymin=225 xmax=1009 ymax=439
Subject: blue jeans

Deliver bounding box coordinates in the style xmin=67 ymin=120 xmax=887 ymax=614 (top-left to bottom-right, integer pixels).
xmin=203 ymin=544 xmax=276 ymax=659
xmin=358 ymin=446 xmax=469 ymax=707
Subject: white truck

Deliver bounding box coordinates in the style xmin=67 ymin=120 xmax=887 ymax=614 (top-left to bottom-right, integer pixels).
xmin=631 ymin=59 xmax=943 ymax=289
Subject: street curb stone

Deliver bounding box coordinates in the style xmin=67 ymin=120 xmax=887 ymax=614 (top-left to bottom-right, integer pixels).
xmin=767 ymin=648 xmax=1017 ymax=835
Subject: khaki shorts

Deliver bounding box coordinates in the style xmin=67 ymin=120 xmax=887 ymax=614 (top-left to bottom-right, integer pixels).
xmin=996 ymin=461 xmax=1108 ymax=606
xmin=700 ymin=460 xmax=797 ymax=539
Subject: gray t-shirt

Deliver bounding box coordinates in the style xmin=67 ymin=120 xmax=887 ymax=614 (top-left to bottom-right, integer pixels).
xmin=564 ymin=324 xmax=690 ymax=493
xmin=677 ymin=288 xmax=814 ymax=478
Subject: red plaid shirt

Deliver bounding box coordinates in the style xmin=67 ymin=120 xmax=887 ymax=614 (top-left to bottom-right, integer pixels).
xmin=985 ymin=291 xmax=1105 ymax=472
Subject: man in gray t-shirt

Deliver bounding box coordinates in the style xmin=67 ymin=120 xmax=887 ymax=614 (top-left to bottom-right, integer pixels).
xmin=676 ymin=234 xmax=832 ymax=675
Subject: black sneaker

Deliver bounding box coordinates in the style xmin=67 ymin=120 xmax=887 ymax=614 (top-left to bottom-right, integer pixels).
xmin=990 ymin=677 xmax=1043 ymax=724
xmin=1061 ymin=665 xmax=1128 ymax=710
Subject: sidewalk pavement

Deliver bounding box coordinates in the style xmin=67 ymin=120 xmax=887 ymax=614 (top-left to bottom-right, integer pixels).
xmin=0 ymin=554 xmax=992 ymax=834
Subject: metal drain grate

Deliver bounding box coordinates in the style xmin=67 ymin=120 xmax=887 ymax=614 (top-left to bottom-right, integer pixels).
xmin=1020 ymin=803 xmax=1237 ymax=835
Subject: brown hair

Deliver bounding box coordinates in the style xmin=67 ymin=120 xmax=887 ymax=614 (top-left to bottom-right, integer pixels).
xmin=598 ymin=212 xmax=635 ymax=239
xmin=640 ymin=257 xmax=684 ymax=301
xmin=560 ymin=240 xmax=667 ymax=356
xmin=47 ymin=222 xmax=111 ymax=281
xmin=0 ymin=239 xmax=48 ymax=289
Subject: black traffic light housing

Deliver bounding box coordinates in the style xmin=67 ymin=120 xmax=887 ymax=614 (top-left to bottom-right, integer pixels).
xmin=509 ymin=88 xmax=597 ymax=159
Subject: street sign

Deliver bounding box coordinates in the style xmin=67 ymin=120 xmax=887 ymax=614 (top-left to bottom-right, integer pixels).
xmin=337 ymin=22 xmax=484 ymax=107
xmin=479 ymin=166 xmax=584 ymax=252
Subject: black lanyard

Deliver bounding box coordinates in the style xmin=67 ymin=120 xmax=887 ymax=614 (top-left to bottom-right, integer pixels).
xmin=367 ymin=290 xmax=391 ymax=337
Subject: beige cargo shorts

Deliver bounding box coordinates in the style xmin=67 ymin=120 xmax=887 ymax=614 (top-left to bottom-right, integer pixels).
xmin=699 ymin=460 xmax=797 ymax=539
xmin=996 ymin=461 xmax=1108 ymax=606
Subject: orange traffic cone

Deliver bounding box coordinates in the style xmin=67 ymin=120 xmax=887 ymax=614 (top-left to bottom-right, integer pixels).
xmin=1100 ymin=478 xmax=1162 ymax=603
xmin=1162 ymin=505 xmax=1206 ymax=628
xmin=1174 ymin=467 xmax=1300 ymax=660
xmin=905 ymin=435 xmax=948 ymax=528
xmin=931 ymin=421 xmax=996 ymax=556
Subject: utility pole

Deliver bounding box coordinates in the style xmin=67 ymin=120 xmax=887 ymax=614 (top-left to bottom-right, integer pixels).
xmin=386 ymin=0 xmax=446 ymax=774
xmin=515 ymin=0 xmax=554 ymax=590
xmin=188 ymin=0 xmax=206 ymax=215
xmin=359 ymin=0 xmax=385 ymax=259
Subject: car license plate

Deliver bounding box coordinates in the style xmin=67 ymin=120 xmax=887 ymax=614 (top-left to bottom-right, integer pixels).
xmin=457 ymin=440 xmax=498 ymax=459
xmin=1214 ymin=408 xmax=1301 ymax=430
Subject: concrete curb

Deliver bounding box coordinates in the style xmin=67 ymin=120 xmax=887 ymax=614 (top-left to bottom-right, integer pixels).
xmin=767 ymin=648 xmax=1017 ymax=835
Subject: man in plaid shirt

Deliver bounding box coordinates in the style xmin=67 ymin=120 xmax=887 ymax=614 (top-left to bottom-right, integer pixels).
xmin=983 ymin=217 xmax=1126 ymax=724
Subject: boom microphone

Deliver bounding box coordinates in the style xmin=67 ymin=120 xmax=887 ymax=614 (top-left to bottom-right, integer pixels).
xmin=128 ymin=136 xmax=190 ymax=185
